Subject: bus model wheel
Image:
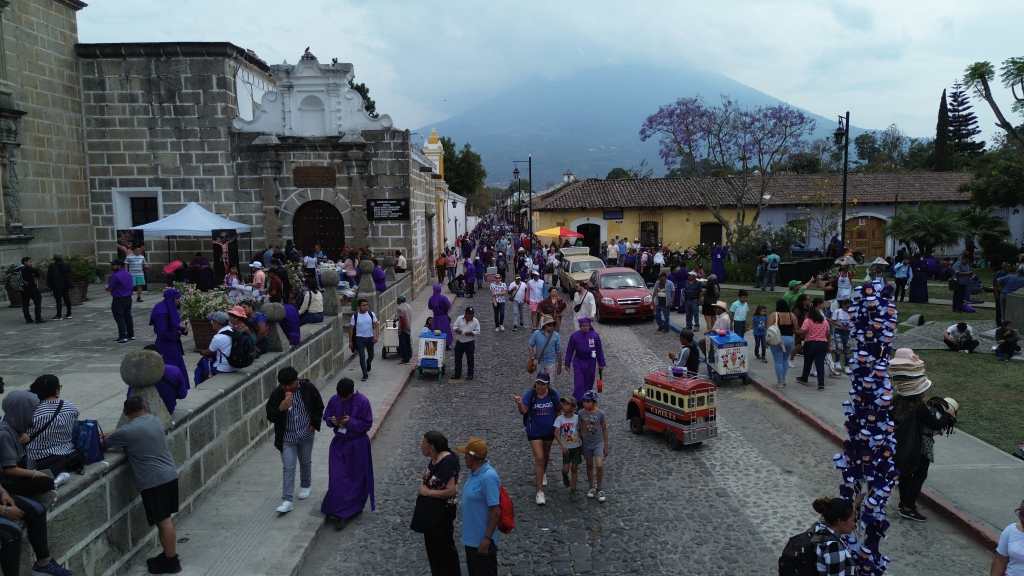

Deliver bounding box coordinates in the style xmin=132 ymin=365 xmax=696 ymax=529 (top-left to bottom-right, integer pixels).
xmin=667 ymin=431 xmax=683 ymax=451
xmin=629 ymin=415 xmax=644 ymax=435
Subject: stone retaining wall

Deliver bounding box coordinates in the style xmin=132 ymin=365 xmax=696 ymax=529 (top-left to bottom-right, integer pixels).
xmin=41 ymin=316 xmax=345 ymax=575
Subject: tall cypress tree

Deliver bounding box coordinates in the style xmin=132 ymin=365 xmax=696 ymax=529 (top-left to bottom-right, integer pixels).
xmin=934 ymin=89 xmax=950 ymax=171
xmin=947 ymin=82 xmax=985 ymax=157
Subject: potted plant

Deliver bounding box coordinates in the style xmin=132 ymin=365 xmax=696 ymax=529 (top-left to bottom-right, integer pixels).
xmin=66 ymin=255 xmax=98 ymax=305
xmin=3 ymin=264 xmax=23 ymax=308
xmin=175 ymin=282 xmax=229 ymax=351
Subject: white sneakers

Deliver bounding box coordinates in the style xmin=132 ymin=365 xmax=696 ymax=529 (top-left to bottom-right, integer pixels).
xmin=275 ymin=500 xmax=294 ymax=514
xmin=535 ymin=491 xmax=546 ymax=505
xmin=542 ymin=473 xmax=548 ymax=487
xmin=788 ymin=359 xmax=796 ymax=368
xmin=597 ymin=490 xmax=607 ymax=503
xmin=53 ymin=472 xmax=71 ymax=488
xmin=586 ymin=488 xmax=596 ymax=499
xmin=298 ymin=487 xmax=312 ymax=500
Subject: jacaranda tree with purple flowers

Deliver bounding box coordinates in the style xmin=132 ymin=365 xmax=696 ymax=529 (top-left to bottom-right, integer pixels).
xmin=639 ymin=96 xmax=815 ymax=245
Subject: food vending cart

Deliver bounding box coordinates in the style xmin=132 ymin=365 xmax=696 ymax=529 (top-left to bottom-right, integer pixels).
xmin=416 ymin=328 xmax=446 ymax=380
xmin=705 ymin=331 xmax=748 ymax=384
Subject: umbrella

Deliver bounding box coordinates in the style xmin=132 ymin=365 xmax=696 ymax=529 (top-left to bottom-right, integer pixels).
xmin=536 ymin=226 xmax=584 ymax=239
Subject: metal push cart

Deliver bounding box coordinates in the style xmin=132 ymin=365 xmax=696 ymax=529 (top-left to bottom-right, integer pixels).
xmin=705 ymin=331 xmax=749 ymax=384
xmin=416 ymin=328 xmax=446 ymax=380
xmin=379 ymin=319 xmax=400 ymax=359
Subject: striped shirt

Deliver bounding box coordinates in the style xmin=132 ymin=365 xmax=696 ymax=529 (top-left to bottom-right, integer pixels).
xmin=27 ymin=398 xmax=80 ymax=462
xmin=284 ymin=391 xmax=313 ymax=443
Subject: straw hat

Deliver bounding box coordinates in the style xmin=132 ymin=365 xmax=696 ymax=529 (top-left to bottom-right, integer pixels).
xmin=835 ymin=255 xmax=858 ymax=266
xmin=540 ymin=314 xmax=556 ymax=327
xmin=893 ymin=375 xmax=932 ymax=396
xmin=889 ymin=348 xmax=924 ymax=368
xmin=870 ymin=257 xmax=889 ymax=267
xmin=714 ymin=300 xmax=728 ymax=311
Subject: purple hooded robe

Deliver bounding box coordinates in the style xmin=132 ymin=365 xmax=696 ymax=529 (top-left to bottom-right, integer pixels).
xmin=321 ymin=392 xmax=375 ymax=520
xmin=150 ymin=288 xmax=187 ymax=376
xmin=563 ymin=325 xmax=607 ymax=404
xmin=282 ymin=303 xmax=301 ymax=346
xmin=372 ymin=265 xmax=387 ymax=293
xmin=428 ymin=283 xmax=453 ymax=347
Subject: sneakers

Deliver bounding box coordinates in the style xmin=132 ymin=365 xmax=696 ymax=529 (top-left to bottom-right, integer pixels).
xmin=298 ymin=487 xmax=312 ymax=500
xmin=499 ymin=325 xmax=505 ymax=332
xmin=495 ymin=326 xmax=501 ymax=332
xmin=145 ymin=553 xmax=182 ymax=575
xmin=117 ymin=339 xmax=129 ymax=344
xmin=53 ymin=472 xmax=71 ymax=488
xmin=899 ymin=507 xmax=927 ymax=522
xmin=788 ymin=359 xmax=796 ymax=368
xmin=535 ymin=491 xmax=546 ymax=505
xmin=586 ymin=488 xmax=596 ymax=499
xmin=63 ymin=316 xmax=72 ymax=320
xmin=275 ymin=500 xmax=294 ymax=514
xmin=795 ymin=377 xmax=809 ymax=386
xmin=31 ymin=560 xmax=74 ymax=576
xmin=597 ymin=490 xmax=607 ymax=503
xmin=542 ymin=473 xmax=548 ymax=487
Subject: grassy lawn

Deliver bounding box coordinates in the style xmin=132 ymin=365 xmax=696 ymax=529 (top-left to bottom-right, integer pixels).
xmin=918 ymin=350 xmax=1022 ymax=455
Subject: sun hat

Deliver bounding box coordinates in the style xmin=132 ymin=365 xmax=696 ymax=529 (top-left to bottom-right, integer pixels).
xmin=889 ymin=348 xmax=923 ymax=368
xmin=250 ymin=261 xmax=263 ymax=270
xmin=228 ymin=305 xmax=248 ymax=319
xmin=540 ymin=314 xmax=556 ymax=327
xmin=894 ymin=375 xmax=931 ymax=397
xmin=942 ymin=397 xmax=959 ymax=416
xmin=714 ymin=300 xmax=728 ymax=311
xmin=870 ymin=257 xmax=889 ymax=267
xmin=560 ymin=396 xmax=576 ymax=406
xmin=455 ymin=437 xmax=488 ymax=459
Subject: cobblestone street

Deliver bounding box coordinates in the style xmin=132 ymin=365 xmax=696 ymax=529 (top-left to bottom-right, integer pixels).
xmin=300 ymin=296 xmax=989 ymax=576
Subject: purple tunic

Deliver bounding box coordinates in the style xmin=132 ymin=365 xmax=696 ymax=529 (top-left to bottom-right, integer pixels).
xmin=150 ymin=289 xmax=188 ymax=377
xmin=372 ymin=266 xmax=387 ymax=293
xmin=563 ymin=329 xmax=607 ymax=403
xmin=321 ymin=392 xmax=375 ymax=520
xmin=282 ymin=304 xmax=301 ymax=346
xmin=428 ymin=283 xmax=453 ymax=347
xmin=711 ymin=246 xmax=728 ymax=282
xmin=670 ymin=267 xmax=687 ymax=308
xmin=127 ymin=364 xmax=188 ymax=415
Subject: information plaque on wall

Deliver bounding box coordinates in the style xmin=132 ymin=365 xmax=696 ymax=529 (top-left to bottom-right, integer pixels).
xmin=293 ymin=166 xmax=337 ymax=188
xmin=367 ymin=199 xmax=410 ymax=221
xmin=603 ymin=208 xmax=624 ymax=220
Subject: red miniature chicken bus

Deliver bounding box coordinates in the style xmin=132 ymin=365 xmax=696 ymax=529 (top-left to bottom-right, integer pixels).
xmin=626 ymin=369 xmax=717 ymax=449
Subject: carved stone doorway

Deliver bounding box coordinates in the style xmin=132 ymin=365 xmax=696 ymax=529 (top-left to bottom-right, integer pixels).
xmin=293 ymin=200 xmax=344 ymax=258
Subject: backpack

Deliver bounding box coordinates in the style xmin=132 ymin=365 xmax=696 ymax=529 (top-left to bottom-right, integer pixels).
xmin=497 ymin=485 xmax=515 ymax=533
xmin=778 ymin=528 xmax=834 ymax=576
xmin=768 ymin=257 xmax=780 ymax=271
xmin=226 ymin=329 xmax=256 ymax=368
xmin=7 ymin=266 xmax=25 ymax=292
xmin=73 ymin=420 xmax=105 ymax=465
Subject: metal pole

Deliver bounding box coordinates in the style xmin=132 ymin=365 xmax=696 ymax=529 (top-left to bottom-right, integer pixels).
xmin=528 ymin=155 xmax=533 ymax=240
xmin=840 ymin=111 xmax=850 ymax=253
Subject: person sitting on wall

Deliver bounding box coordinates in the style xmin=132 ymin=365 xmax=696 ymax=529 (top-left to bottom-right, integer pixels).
xmin=943 ymin=322 xmax=979 ymax=353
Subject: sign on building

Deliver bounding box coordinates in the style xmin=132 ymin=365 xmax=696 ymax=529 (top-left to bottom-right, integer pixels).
xmin=367 ymin=199 xmax=410 ymax=221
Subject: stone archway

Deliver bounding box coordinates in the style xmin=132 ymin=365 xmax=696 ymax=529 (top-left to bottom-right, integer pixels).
xmin=291 ymin=200 xmax=345 ymax=258
xmin=280 ymin=188 xmax=352 ymax=255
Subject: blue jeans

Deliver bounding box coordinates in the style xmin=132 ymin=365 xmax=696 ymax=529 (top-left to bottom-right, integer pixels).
xmin=684 ymin=299 xmax=700 ymax=330
xmin=770 ymin=335 xmax=795 ymax=385
xmin=655 ymin=302 xmax=670 ymax=330
xmin=764 ymin=270 xmax=778 ymax=291
xmin=355 ymin=336 xmax=375 ymax=378
xmin=281 ymin=435 xmax=314 ymax=501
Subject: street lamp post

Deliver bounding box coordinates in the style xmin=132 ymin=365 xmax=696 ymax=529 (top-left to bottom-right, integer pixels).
xmin=834 ymin=111 xmax=851 ymax=253
xmin=513 ymin=156 xmax=533 ymax=239
xmin=451 ymin=198 xmax=459 ymax=241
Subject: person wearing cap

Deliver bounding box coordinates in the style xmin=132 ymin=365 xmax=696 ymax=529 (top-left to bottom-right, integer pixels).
xmin=107 ymin=259 xmax=135 ymax=343
xmin=250 ymin=260 xmax=266 ymax=292
xmin=149 ymin=287 xmax=188 ymax=377
xmin=578 ymin=390 xmax=608 ymax=503
xmin=564 ymin=317 xmax=606 ymax=404
xmin=991 ymin=499 xmax=1024 ymax=576
xmin=514 ymin=373 xmax=560 ymax=506
xmin=456 ymin=437 xmax=501 ymax=575
xmin=321 ymin=377 xmax=374 ymax=529
xmin=529 ymin=315 xmax=562 ymax=377
xmin=682 ymin=270 xmax=702 ymax=330
xmin=781 ymin=278 xmax=810 ymax=310
xmin=452 ymin=307 xmax=481 ymax=381
xmin=199 ymin=310 xmax=238 ymax=374
xmin=943 ymin=321 xmax=979 ymax=353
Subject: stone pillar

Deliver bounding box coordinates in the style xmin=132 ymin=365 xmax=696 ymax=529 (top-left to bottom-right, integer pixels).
xmin=259 ymin=158 xmax=282 ymax=248
xmin=357 ymin=259 xmax=377 ymax=311
xmin=383 ymin=254 xmax=395 ymax=282
xmin=120 ymin=350 xmax=171 ymax=428
xmin=346 ymin=150 xmax=370 ymax=248
xmin=320 ymin=268 xmax=339 ymax=316
xmin=261 ymin=302 xmax=289 ymax=352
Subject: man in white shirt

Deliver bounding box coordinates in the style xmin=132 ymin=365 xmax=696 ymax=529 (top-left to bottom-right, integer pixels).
xmin=509 ymin=276 xmax=528 ymax=331
xmin=395 ymin=250 xmax=407 ymax=273
xmin=349 ymin=298 xmax=379 ymax=381
xmin=572 ymin=280 xmax=596 ymax=324
xmin=943 ymin=322 xmax=979 ymax=353
xmin=451 ymin=307 xmax=481 ymax=380
xmin=606 ymin=241 xmax=619 ymax=266
xmin=527 ymin=272 xmax=546 ymax=329
xmin=201 ymin=311 xmax=237 ymax=374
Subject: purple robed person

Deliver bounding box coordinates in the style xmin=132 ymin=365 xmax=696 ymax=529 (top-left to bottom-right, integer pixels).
xmin=282 ymin=303 xmax=301 ymax=346
xmin=563 ymin=318 xmax=607 ymax=404
xmin=428 ymin=283 xmax=453 ymax=347
xmin=372 ymin=265 xmax=387 ymax=293
xmin=463 ymin=259 xmax=475 ymax=283
xmin=136 ymin=345 xmax=190 ymax=414
xmin=711 ymin=246 xmax=727 ymax=282
xmin=670 ymin=267 xmax=687 ymax=311
xmin=150 ymin=288 xmax=188 ymax=376
xmin=321 ymin=380 xmax=375 ymax=522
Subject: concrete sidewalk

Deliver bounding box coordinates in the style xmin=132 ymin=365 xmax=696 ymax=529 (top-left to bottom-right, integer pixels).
xmin=669 ymin=314 xmax=1016 ymax=548
xmin=719 ymin=282 xmax=995 ymax=309
xmin=121 ymin=285 xmax=454 ymax=575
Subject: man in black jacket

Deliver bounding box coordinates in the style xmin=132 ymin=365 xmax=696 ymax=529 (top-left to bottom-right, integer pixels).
xmin=265 ymin=366 xmax=324 ymax=514
xmin=46 ymin=256 xmax=72 ymax=320
xmin=19 ymin=257 xmax=43 ymax=324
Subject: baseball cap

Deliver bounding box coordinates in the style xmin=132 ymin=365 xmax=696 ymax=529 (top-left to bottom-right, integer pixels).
xmin=534 ymin=372 xmax=551 ymax=385
xmin=455 ymin=436 xmax=488 ymax=459
xmin=465 ymin=306 xmax=475 ymax=314
xmin=582 ymin=390 xmax=599 ymax=402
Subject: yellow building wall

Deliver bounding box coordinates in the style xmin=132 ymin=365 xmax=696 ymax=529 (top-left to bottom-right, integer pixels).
xmin=534 ymin=207 xmax=740 ymax=248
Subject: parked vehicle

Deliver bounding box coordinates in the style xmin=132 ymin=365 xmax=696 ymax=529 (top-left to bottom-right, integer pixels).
xmin=558 ymin=247 xmax=604 ymax=292
xmin=627 ymin=369 xmax=717 ymax=449
xmin=589 ymin=267 xmax=654 ymax=322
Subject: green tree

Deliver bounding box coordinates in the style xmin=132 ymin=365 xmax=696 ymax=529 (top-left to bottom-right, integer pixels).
xmin=963 ymin=58 xmax=1024 ymax=152
xmin=606 ymin=167 xmax=631 ymax=179
xmin=440 ymin=140 xmax=488 ymax=214
xmin=947 ymin=82 xmax=985 ymax=158
xmin=348 ymin=78 xmax=378 ymax=118
xmin=934 ymin=89 xmax=951 ymax=171
xmin=904 ymin=138 xmax=935 ymax=170
xmin=885 ymin=204 xmax=965 ymax=255
xmin=853 ymin=132 xmax=880 ymax=168
xmin=962 ymin=148 xmax=1024 ymax=206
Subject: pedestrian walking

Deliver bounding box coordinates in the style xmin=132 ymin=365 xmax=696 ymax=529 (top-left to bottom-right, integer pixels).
xmin=683 ymin=271 xmax=701 ymax=330
xmin=349 ymin=298 xmax=379 ymax=381
xmin=125 ymin=245 xmax=148 ymax=302
xmin=751 ymin=305 xmax=768 ymax=362
xmin=829 ymin=299 xmax=851 ymax=373
xmin=266 ymin=367 xmax=325 ymax=515
xmin=553 ymin=397 xmax=582 ymax=495
xmin=578 ymin=390 xmax=608 ymax=503
xmin=508 ymin=276 xmax=528 ymax=331
xmin=463 ymin=258 xmax=476 ymax=297
xmin=104 ymin=396 xmax=180 ymax=574
xmin=778 ymin=497 xmax=856 ymax=576
xmin=107 ymin=259 xmax=135 ymax=343
xmin=452 ymin=307 xmax=481 ymax=381
xmin=489 ymin=273 xmax=508 ymax=332
xmin=321 ymin=378 xmax=375 ymax=529
xmin=435 ymin=254 xmax=447 ymax=285
xmin=795 ymin=306 xmax=830 ymax=390
xmin=537 ymin=287 xmax=567 ymax=330
xmin=990 ymin=500 xmax=1024 ymax=576
xmin=653 ymin=272 xmax=675 ymax=332
xmin=412 ymin=431 xmax=461 ymax=576
xmin=767 ymin=300 xmax=797 ymax=387
xmin=456 ymin=437 xmax=500 ymax=576
xmin=528 ymin=316 xmax=562 ymax=377
xmin=397 ymin=296 xmax=413 ymax=364
xmin=571 ymin=281 xmax=596 ymax=324
xmin=17 ymin=257 xmax=44 ymax=324
xmin=45 ymin=255 xmax=72 ymax=320
xmin=729 ymin=290 xmax=750 ymax=336
xmin=526 ymin=271 xmax=545 ymax=329
xmin=428 ymin=283 xmax=453 ymax=348
xmin=514 ymin=373 xmax=560 ymax=505
xmin=563 ymin=317 xmax=605 ymax=404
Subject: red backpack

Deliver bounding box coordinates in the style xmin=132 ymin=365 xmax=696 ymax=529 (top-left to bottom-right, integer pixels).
xmin=497 ymin=486 xmax=515 ymax=533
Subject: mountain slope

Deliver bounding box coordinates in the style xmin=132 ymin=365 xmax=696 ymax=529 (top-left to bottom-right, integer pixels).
xmin=422 ymin=63 xmax=861 ymax=188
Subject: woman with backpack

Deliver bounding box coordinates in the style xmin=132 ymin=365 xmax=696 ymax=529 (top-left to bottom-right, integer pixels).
xmin=779 ymin=497 xmax=856 ymax=575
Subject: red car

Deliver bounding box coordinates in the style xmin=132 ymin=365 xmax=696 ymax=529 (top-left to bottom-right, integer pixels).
xmin=589 ymin=267 xmax=654 ymax=322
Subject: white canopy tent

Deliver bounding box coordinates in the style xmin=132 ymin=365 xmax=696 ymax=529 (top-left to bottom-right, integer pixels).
xmin=131 ymin=202 xmax=252 ymax=237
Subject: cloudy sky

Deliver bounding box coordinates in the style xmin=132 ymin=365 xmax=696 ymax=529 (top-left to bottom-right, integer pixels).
xmin=79 ymin=0 xmax=1021 ymax=139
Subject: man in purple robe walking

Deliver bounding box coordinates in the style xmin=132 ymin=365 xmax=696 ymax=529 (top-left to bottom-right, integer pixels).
xmin=563 ymin=317 xmax=606 ymax=404
xmin=372 ymin=259 xmax=387 ymax=293
xmin=321 ymin=378 xmax=375 ymax=530
xmin=428 ymin=283 xmax=453 ymax=348
xmin=149 ymin=288 xmax=188 ymax=376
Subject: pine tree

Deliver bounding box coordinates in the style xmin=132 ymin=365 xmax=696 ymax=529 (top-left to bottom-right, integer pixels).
xmin=947 ymin=82 xmax=985 ymax=157
xmin=934 ymin=89 xmax=950 ymax=171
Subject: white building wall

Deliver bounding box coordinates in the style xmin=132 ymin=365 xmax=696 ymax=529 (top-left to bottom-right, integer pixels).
xmin=445 ymin=193 xmax=467 ymax=245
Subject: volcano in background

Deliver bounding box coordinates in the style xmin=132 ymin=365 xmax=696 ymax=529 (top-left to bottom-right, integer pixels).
xmin=421 ymin=63 xmax=871 ymax=189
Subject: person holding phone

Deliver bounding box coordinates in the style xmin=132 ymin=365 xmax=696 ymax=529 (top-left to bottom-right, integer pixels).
xmin=266 ymin=367 xmax=324 ymax=515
